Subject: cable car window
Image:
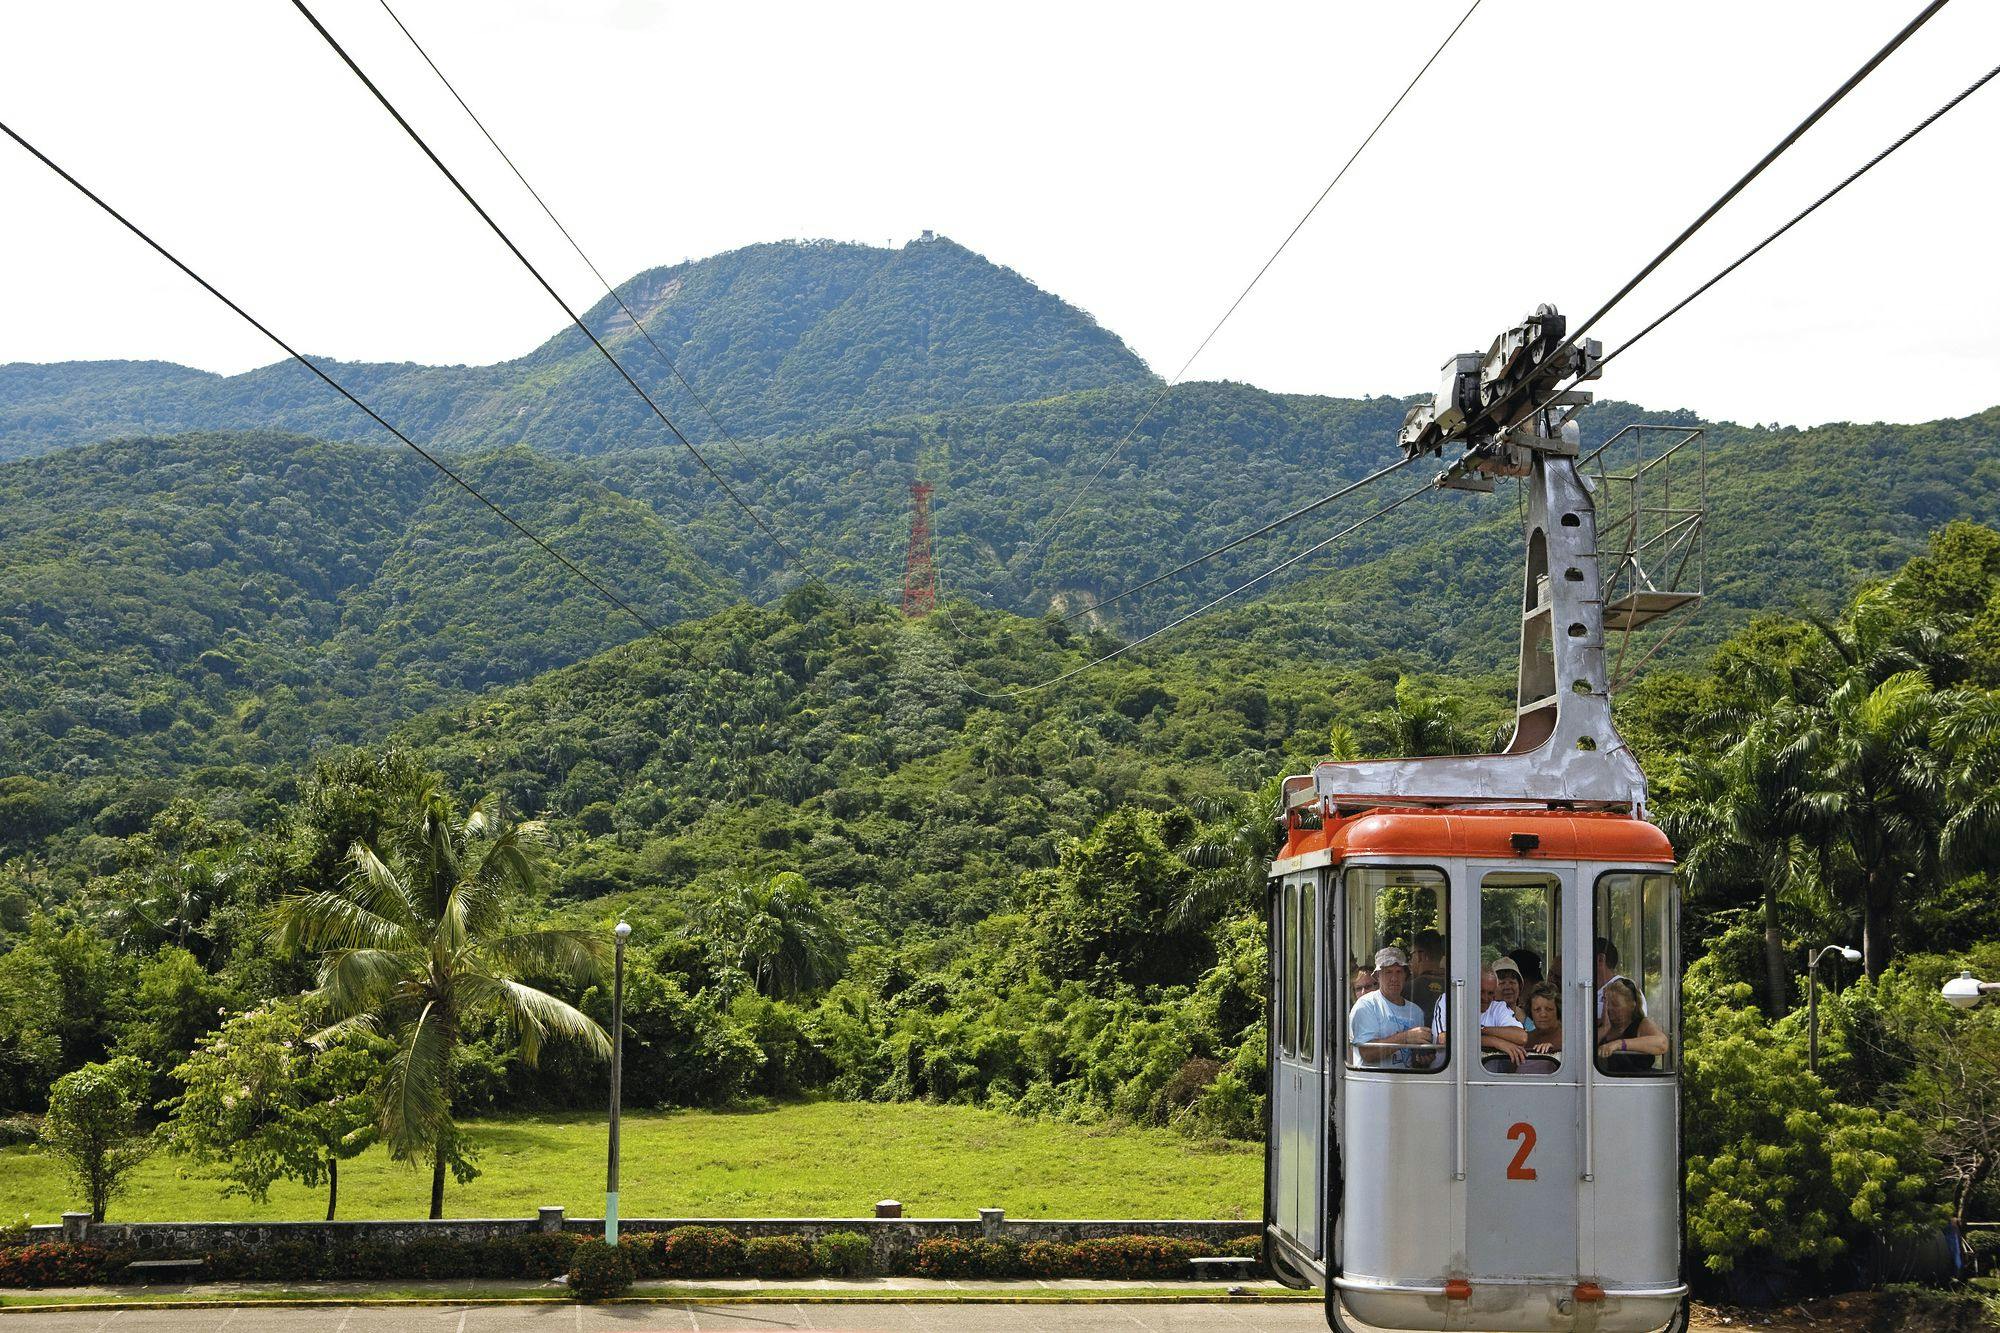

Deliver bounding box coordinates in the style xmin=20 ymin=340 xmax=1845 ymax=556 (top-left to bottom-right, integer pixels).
xmin=1594 ymin=871 xmax=1676 ymax=1075
xmin=1344 ymin=866 xmax=1447 ymax=1072
xmin=1479 ymin=871 xmax=1559 ymax=1075
xmin=1297 ymin=881 xmax=1317 ymax=1063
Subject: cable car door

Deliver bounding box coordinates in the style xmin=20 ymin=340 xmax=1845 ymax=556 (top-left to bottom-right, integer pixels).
xmin=1274 ymin=872 xmax=1325 ymax=1259
xmin=1465 ymin=868 xmax=1578 ymax=1282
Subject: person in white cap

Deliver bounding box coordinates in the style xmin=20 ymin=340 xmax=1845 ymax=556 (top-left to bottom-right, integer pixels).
xmin=1349 ymin=946 xmax=1434 ymax=1068
xmin=1433 ymin=965 xmax=1530 ymax=1068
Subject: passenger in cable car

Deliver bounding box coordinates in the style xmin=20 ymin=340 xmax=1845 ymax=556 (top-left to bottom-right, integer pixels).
xmin=1349 ymin=947 xmax=1434 ymax=1068
xmin=1432 ymin=966 xmax=1529 ymax=1069
xmin=1408 ymin=930 xmax=1448 ymax=1023
xmin=1351 ymin=966 xmax=1377 ymax=998
xmin=1597 ymin=977 xmax=1669 ymax=1072
xmin=1492 ymin=956 xmax=1528 ymax=1026
xmin=1594 ymin=937 xmax=1640 ymax=1016
xmin=1527 ymin=984 xmax=1563 ymax=1055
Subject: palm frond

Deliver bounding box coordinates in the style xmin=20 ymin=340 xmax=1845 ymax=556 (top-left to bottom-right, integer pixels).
xmin=480 ymin=928 xmax=610 ymax=987
xmin=380 ymin=999 xmax=454 ymax=1157
xmin=455 ymin=972 xmax=609 ymax=1066
xmin=275 ymin=888 xmax=412 ymax=954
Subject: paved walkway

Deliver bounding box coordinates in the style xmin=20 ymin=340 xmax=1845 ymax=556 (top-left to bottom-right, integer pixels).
xmin=0 ymin=1303 xmax=1327 ymax=1332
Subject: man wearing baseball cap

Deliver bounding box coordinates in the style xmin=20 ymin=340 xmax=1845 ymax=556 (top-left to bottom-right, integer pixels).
xmin=1349 ymin=946 xmax=1435 ymax=1068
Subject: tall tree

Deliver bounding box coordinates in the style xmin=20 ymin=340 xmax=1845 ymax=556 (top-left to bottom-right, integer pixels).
xmin=160 ymin=998 xmax=393 ymax=1220
xmin=41 ymin=1056 xmax=152 ymax=1223
xmin=1788 ymin=670 xmax=1945 ymax=978
xmin=278 ymin=786 xmax=609 ymax=1218
xmin=700 ymin=871 xmax=846 ymax=1000
xmin=1664 ymin=726 xmax=1807 ymax=1015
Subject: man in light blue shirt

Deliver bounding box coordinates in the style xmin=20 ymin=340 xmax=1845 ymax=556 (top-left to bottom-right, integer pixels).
xmin=1350 ymin=947 xmax=1433 ymax=1068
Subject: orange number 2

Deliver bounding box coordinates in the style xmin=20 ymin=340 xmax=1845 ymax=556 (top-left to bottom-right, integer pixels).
xmin=1506 ymin=1122 xmax=1538 ymax=1180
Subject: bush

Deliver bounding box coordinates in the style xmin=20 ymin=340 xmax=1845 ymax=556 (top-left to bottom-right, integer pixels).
xmin=507 ymin=1232 xmax=585 ymax=1279
xmin=969 ymin=1239 xmax=1020 ymax=1277
xmin=0 ymin=1242 xmax=119 ymax=1287
xmin=1019 ymin=1240 xmax=1076 ymax=1278
xmin=813 ymin=1230 xmax=872 ymax=1277
xmin=658 ymin=1225 xmax=744 ymax=1277
xmin=911 ymin=1236 xmax=977 ymax=1278
xmin=0 ymin=1116 xmax=38 ymax=1148
xmin=616 ymin=1233 xmax=662 ymax=1279
xmin=1069 ymin=1236 xmax=1200 ymax=1279
xmin=744 ymin=1235 xmax=813 ymax=1278
xmin=567 ymin=1240 xmax=632 ymax=1302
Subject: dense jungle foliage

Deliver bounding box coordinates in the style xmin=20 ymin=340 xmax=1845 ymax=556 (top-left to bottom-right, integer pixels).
xmin=0 ymin=237 xmax=1150 ymax=462
xmin=2 ymin=524 xmax=1997 ymax=1286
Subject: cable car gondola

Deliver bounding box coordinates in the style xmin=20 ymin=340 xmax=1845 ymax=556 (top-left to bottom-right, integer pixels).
xmin=1266 ymin=309 xmax=1689 ymax=1333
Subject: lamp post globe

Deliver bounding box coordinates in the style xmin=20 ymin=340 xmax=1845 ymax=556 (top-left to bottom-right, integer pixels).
xmin=1942 ymin=970 xmax=1993 ymax=1010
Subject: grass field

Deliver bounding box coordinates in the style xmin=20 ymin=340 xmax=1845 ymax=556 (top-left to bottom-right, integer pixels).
xmin=0 ymin=1101 xmax=1260 ymax=1225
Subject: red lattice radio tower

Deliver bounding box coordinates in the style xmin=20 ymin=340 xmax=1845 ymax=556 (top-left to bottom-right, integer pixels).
xmin=902 ymin=482 xmax=938 ymax=618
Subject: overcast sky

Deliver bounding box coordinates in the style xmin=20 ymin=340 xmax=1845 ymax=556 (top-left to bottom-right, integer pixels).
xmin=2 ymin=1 xmax=1996 ymax=427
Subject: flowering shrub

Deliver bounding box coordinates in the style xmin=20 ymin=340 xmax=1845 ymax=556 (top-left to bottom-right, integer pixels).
xmin=567 ymin=1240 xmax=632 ymax=1302
xmin=744 ymin=1235 xmax=812 ymax=1278
xmin=1069 ymin=1236 xmax=1200 ymax=1278
xmin=911 ymin=1236 xmax=977 ymax=1278
xmin=616 ymin=1233 xmax=662 ymax=1279
xmin=812 ymin=1230 xmax=871 ymax=1277
xmin=0 ymin=1243 xmax=122 ymax=1286
xmin=1019 ymin=1240 xmax=1073 ymax=1277
xmin=658 ymin=1225 xmax=744 ymax=1278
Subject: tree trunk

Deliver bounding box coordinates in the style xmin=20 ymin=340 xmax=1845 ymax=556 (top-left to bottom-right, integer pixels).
xmin=1863 ymin=868 xmax=1894 ymax=979
xmin=326 ymin=1157 xmax=338 ymax=1222
xmin=429 ymin=1144 xmax=446 ymax=1220
xmin=1762 ymin=880 xmax=1789 ymax=1016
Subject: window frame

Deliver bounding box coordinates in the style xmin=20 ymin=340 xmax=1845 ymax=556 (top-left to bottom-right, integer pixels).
xmin=1592 ymin=868 xmax=1678 ymax=1079
xmin=1477 ymin=868 xmax=1562 ymax=1077
xmin=1279 ymin=878 xmax=1297 ymax=1061
xmin=1341 ymin=862 xmax=1451 ymax=1075
xmin=1297 ymin=877 xmax=1317 ymax=1066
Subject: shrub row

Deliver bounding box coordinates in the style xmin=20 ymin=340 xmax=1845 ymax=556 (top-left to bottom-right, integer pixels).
xmin=0 ymin=1229 xmax=1261 ymax=1288
xmin=913 ymin=1233 xmax=1257 ymax=1280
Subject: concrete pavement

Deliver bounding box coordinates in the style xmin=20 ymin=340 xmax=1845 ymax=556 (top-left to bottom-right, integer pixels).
xmin=0 ymin=1303 xmax=1331 ymax=1332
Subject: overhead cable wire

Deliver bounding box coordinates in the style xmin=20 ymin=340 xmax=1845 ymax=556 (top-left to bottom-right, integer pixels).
xmin=0 ymin=118 xmax=668 ymax=639
xmin=1019 ymin=0 xmax=1485 ymax=565
xmin=1486 ymin=50 xmax=2000 ymax=454
xmin=1514 ymin=0 xmax=1951 ymax=404
xmin=1054 ymin=454 xmax=1417 ymax=624
xmin=962 ymin=477 xmax=1438 ymax=700
xmin=373 ymin=0 xmax=757 ymax=474
xmin=288 ymin=0 xmax=830 ymax=589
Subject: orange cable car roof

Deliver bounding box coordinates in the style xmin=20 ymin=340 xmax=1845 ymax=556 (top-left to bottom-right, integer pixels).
xmin=1281 ymin=806 xmax=1674 ymax=865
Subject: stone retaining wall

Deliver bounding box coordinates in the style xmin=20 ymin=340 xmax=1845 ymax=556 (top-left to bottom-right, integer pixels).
xmin=30 ymin=1211 xmax=1259 ymax=1267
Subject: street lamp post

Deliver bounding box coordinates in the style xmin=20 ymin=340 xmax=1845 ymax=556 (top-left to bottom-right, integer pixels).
xmin=606 ymin=920 xmax=630 ymax=1245
xmin=1942 ymin=970 xmax=2000 ymax=1009
xmin=1807 ymin=944 xmax=1861 ymax=1075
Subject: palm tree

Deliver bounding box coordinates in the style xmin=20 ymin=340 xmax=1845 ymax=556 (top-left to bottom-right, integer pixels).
xmin=701 ymin=871 xmax=845 ymax=999
xmin=277 ymin=787 xmax=608 ymax=1218
xmin=1374 ymin=676 xmax=1482 ymax=757
xmin=1170 ymin=792 xmax=1277 ymax=925
xmin=1788 ymin=670 xmax=1946 ymax=978
xmin=1663 ymin=726 xmax=1808 ymax=1014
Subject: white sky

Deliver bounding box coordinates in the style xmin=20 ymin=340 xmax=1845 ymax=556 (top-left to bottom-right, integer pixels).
xmin=1 ymin=0 xmax=1996 ymax=427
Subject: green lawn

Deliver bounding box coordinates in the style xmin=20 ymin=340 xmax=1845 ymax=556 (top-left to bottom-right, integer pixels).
xmin=0 ymin=1101 xmax=1259 ymax=1225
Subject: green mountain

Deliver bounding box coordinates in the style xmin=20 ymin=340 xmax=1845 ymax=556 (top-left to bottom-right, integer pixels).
xmin=0 ymin=237 xmax=1151 ymax=463
xmin=0 ymin=432 xmax=726 ymax=779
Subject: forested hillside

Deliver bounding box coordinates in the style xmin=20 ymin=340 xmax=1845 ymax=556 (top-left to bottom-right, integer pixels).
xmin=0 ymin=433 xmax=727 ymax=782
xmin=0 ymin=237 xmax=1150 ymax=462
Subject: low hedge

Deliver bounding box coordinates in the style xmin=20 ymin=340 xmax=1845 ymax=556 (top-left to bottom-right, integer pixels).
xmin=0 ymin=1230 xmax=1253 ymax=1286
xmin=566 ymin=1241 xmax=632 ymax=1302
